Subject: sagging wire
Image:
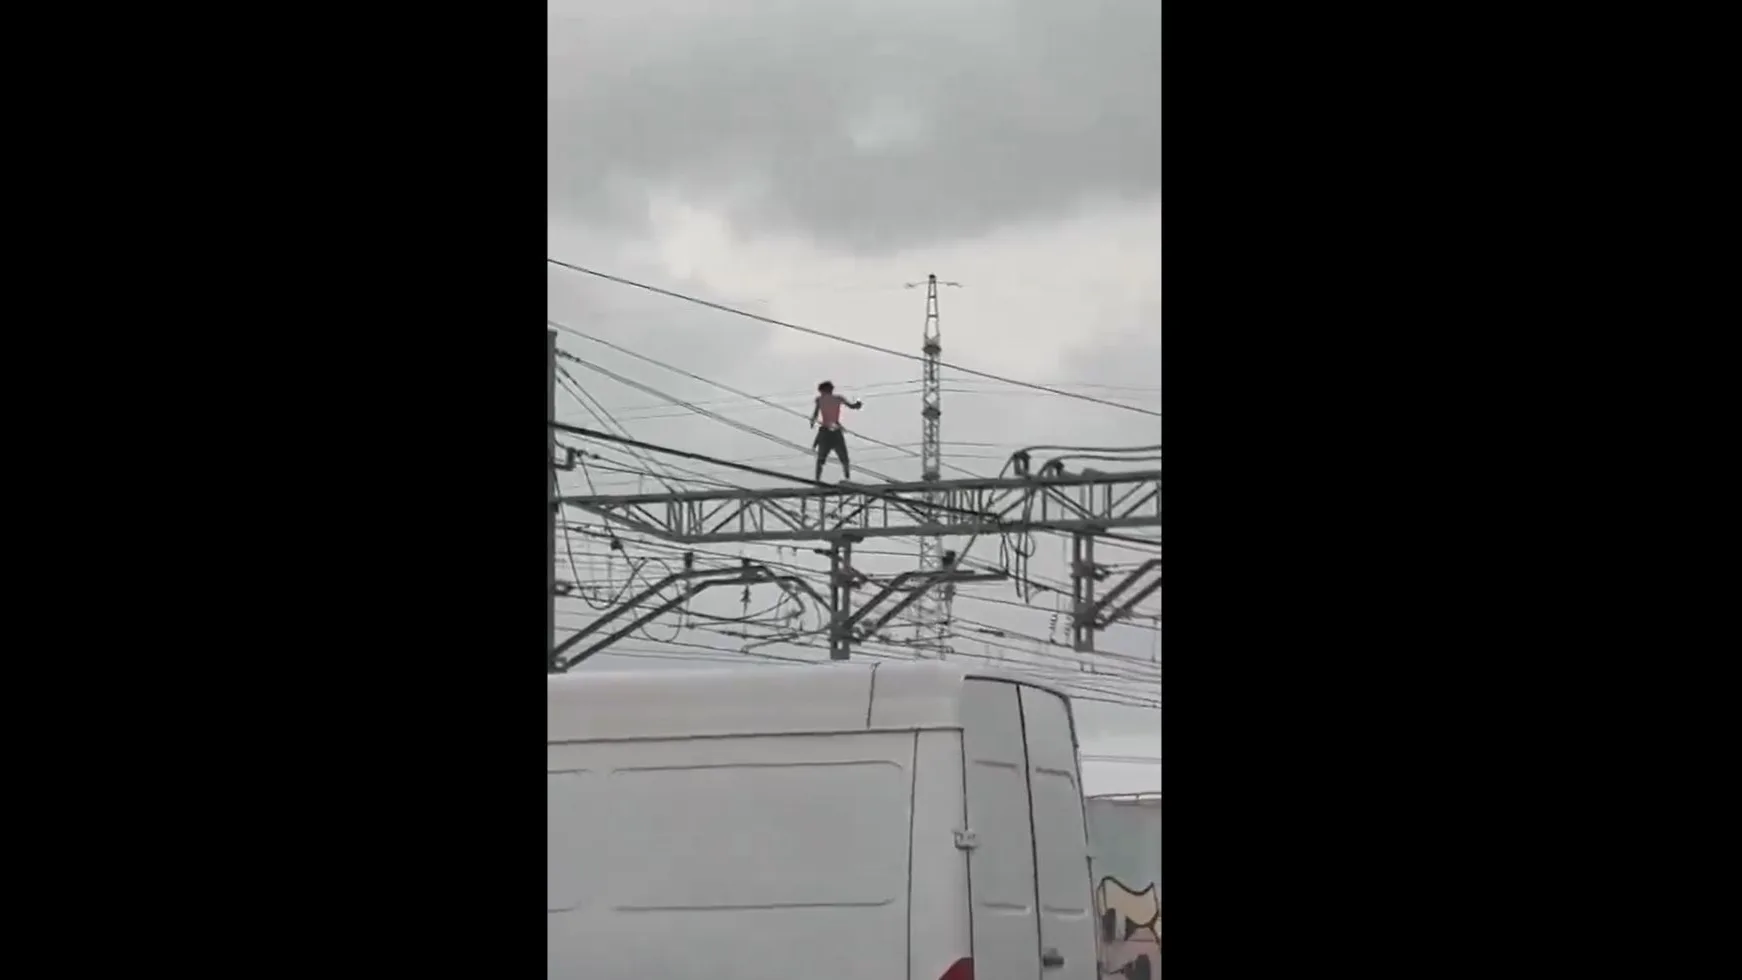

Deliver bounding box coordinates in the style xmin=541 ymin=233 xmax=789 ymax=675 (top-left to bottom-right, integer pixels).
xmin=554 ymin=363 xmax=683 ymax=493
xmin=561 ymin=533 xmax=828 ymax=652
xmin=560 ymin=350 xmax=906 ymax=486
xmin=984 ymin=444 xmax=1161 ymax=604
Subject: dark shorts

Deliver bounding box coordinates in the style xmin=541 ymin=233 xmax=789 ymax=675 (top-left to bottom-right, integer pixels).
xmin=815 ymin=426 xmax=849 ymax=460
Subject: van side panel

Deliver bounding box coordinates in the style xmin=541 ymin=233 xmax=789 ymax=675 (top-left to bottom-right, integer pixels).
xmin=908 ymin=729 xmax=972 ymax=980
xmin=962 ymin=680 xmax=1042 ymax=980
xmin=547 ymin=731 xmax=913 ymax=980
xmin=547 ymin=768 xmax=595 ymax=913
xmin=1019 ymin=686 xmax=1099 ymax=980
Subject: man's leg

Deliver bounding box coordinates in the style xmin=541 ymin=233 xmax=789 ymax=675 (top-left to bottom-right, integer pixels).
xmin=835 ymin=436 xmax=851 ymax=481
xmin=815 ymin=440 xmax=829 ymax=481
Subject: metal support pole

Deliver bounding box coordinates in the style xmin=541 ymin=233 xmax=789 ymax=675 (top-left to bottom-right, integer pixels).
xmin=1071 ymin=531 xmax=1097 ymax=653
xmin=829 ymin=536 xmax=856 ymax=660
xmin=547 ymin=329 xmax=557 ymax=671
xmin=918 ymin=273 xmax=944 ymax=645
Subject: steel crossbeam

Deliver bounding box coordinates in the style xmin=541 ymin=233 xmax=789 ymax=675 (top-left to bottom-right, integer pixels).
xmin=557 ymin=470 xmax=1162 ymax=544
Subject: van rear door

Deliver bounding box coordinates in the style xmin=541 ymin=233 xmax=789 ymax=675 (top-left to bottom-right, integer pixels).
xmin=961 ymin=679 xmax=1041 ymax=979
xmin=961 ymin=679 xmax=1098 ymax=980
xmin=1019 ymin=685 xmax=1097 ymax=980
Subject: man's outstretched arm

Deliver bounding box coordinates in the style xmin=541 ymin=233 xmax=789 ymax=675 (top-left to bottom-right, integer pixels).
xmin=847 ymin=397 xmax=863 ymax=409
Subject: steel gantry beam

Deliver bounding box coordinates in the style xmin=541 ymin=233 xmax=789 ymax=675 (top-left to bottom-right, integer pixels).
xmin=557 ymin=470 xmax=1162 ymax=545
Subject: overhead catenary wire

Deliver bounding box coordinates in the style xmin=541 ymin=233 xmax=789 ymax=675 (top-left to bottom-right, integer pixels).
xmin=546 ymin=258 xmax=1161 ymax=419
xmin=715 ymin=633 xmax=1159 ymax=708
xmin=558 ymin=344 xmax=923 ymax=486
xmin=552 ymin=584 xmax=1161 ymax=700
xmin=548 ymin=274 xmax=1160 ymax=646
xmin=558 ymin=610 xmax=1161 ymax=707
xmin=550 ymin=319 xmax=992 ymax=480
xmin=554 ymin=365 xmax=683 ymax=493
xmin=557 ymin=616 xmax=1161 ymax=708
xmin=562 ymin=353 xmax=878 ymax=478
xmin=597 ymin=381 xmax=1160 ymax=422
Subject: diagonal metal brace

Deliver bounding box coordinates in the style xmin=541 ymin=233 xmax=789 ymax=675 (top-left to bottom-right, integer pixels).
xmin=556 ymin=570 xmax=830 ymax=670
xmin=551 ymin=564 xmax=828 ymax=667
xmin=1090 ymin=559 xmax=1160 ymax=618
xmin=846 ymin=569 xmax=1006 ymax=639
xmin=1100 ymin=576 xmax=1162 ymax=630
xmin=560 ymin=570 xmax=825 ymax=671
xmin=551 ymin=567 xmax=723 ymax=664
xmin=1089 ymin=558 xmax=1162 ymax=630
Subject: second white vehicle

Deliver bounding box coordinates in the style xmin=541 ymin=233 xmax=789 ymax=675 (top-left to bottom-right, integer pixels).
xmin=548 ymin=661 xmax=1101 ymax=980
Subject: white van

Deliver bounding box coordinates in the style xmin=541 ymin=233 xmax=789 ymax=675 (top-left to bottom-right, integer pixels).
xmin=548 ymin=661 xmax=1101 ymax=980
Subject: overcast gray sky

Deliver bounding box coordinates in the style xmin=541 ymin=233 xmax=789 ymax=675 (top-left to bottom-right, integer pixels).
xmin=548 ymin=0 xmax=1160 ymax=793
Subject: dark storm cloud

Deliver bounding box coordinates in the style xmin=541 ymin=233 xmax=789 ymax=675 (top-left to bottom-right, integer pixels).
xmin=548 ymin=0 xmax=1160 ymax=253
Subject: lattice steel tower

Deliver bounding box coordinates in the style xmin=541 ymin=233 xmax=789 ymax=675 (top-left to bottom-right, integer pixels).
xmin=908 ymin=273 xmax=959 ymax=653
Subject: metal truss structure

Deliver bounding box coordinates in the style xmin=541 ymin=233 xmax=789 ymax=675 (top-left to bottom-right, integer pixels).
xmin=554 ymin=469 xmax=1161 ymax=661
xmin=558 ymin=470 xmax=1162 ymax=546
xmin=911 ymin=273 xmax=954 ymax=651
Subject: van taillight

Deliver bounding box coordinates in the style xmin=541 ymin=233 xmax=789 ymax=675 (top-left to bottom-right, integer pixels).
xmin=938 ymin=957 xmax=973 ymax=980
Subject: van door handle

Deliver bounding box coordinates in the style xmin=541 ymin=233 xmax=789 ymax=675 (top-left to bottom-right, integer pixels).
xmin=1041 ymin=948 xmax=1065 ymax=968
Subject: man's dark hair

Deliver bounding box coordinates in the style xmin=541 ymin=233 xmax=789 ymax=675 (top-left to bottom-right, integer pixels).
xmin=818 ymin=381 xmax=834 ymax=393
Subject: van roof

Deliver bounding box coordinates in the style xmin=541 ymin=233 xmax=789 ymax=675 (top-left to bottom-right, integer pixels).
xmin=548 ymin=661 xmax=1073 ymax=742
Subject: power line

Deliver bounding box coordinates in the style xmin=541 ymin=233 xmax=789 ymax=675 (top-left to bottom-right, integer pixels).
xmin=550 ymin=321 xmax=989 ymax=479
xmin=573 ymin=452 xmax=1017 ymax=485
xmin=575 ymin=443 xmax=1072 ymax=472
xmin=546 ymin=258 xmax=1161 ymax=418
xmin=595 ymin=383 xmax=1160 ymax=420
xmin=596 ymin=379 xmax=1161 ymax=416
xmin=558 ymin=621 xmax=1161 ymax=707
xmin=950 ymin=614 xmax=1160 ymax=678
xmin=604 ymin=388 xmax=1159 ymax=425
xmin=563 ymin=352 xmax=875 ymax=479
xmin=553 ymin=365 xmax=684 ymax=492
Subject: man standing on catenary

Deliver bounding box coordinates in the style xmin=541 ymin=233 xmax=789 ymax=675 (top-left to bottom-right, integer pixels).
xmin=808 ymin=380 xmax=863 ymax=482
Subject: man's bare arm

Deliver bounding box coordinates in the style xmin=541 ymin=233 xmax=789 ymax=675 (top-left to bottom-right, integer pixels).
xmin=809 ymin=399 xmax=820 ymax=428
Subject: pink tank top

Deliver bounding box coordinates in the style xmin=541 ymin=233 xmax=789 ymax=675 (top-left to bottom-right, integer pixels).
xmin=817 ymin=395 xmax=844 ymax=428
